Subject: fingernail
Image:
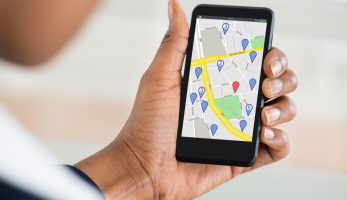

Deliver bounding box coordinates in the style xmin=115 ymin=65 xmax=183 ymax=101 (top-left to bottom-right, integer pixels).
xmin=268 ymin=79 xmax=283 ymax=95
xmin=271 ymin=59 xmax=282 ymax=76
xmin=264 ymin=128 xmax=275 ymax=140
xmin=265 ymin=108 xmax=281 ymax=123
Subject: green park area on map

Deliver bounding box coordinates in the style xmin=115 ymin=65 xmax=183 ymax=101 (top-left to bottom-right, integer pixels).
xmin=215 ymin=95 xmax=242 ymax=119
xmin=251 ymin=36 xmax=265 ymax=49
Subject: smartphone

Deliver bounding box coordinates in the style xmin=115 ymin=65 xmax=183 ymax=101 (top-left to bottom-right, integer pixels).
xmin=176 ymin=4 xmax=274 ymax=167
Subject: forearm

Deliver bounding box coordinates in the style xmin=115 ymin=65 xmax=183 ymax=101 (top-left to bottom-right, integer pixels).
xmin=75 ymin=135 xmax=155 ymax=199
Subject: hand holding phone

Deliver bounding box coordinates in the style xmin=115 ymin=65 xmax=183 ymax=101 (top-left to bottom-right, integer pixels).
xmin=176 ymin=5 xmax=276 ymax=166
xmin=90 ymin=2 xmax=297 ymax=199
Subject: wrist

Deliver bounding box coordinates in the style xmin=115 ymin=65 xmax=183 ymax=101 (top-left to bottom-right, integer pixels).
xmin=75 ymin=133 xmax=155 ymax=199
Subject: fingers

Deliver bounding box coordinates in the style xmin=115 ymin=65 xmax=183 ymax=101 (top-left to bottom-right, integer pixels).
xmin=261 ymin=96 xmax=297 ymax=126
xmin=252 ymin=128 xmax=289 ymax=169
xmin=262 ymin=47 xmax=298 ymax=99
xmin=262 ymin=69 xmax=298 ymax=99
xmin=260 ymin=127 xmax=290 ymax=161
xmin=149 ymin=0 xmax=189 ymax=73
xmin=263 ymin=47 xmax=288 ymax=78
xmin=249 ymin=127 xmax=289 ymax=170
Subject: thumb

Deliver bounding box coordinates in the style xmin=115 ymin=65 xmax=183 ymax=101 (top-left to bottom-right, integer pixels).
xmin=149 ymin=0 xmax=189 ymax=73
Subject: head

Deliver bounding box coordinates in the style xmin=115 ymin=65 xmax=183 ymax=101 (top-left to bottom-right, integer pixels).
xmin=0 ymin=0 xmax=99 ymax=66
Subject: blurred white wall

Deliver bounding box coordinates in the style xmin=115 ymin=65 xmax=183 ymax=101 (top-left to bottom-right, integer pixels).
xmin=1 ymin=0 xmax=347 ymax=118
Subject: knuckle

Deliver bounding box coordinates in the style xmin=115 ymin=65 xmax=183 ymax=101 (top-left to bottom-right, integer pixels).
xmin=161 ymin=31 xmax=171 ymax=46
xmin=273 ymin=96 xmax=297 ymax=122
xmin=272 ymin=47 xmax=285 ymax=57
xmin=280 ymin=145 xmax=290 ymax=159
xmin=160 ymin=29 xmax=188 ymax=54
xmin=281 ymin=139 xmax=290 ymax=158
xmin=285 ymin=69 xmax=299 ymax=87
xmin=161 ymin=29 xmax=188 ymax=46
xmin=275 ymin=129 xmax=290 ymax=158
xmin=290 ymin=70 xmax=299 ymax=90
xmin=279 ymin=50 xmax=288 ymax=65
xmin=268 ymin=47 xmax=288 ymax=68
xmin=276 ymin=128 xmax=289 ymax=143
xmin=283 ymin=96 xmax=297 ymax=113
xmin=140 ymin=70 xmax=152 ymax=85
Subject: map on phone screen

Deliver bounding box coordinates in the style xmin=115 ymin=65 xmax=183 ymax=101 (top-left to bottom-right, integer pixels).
xmin=181 ymin=16 xmax=267 ymax=142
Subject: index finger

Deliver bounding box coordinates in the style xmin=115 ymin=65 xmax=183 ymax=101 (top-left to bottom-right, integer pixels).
xmin=263 ymin=47 xmax=288 ymax=79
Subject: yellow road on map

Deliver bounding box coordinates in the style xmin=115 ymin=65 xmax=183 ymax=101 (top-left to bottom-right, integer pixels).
xmin=193 ymin=48 xmax=263 ymax=142
xmin=191 ymin=48 xmax=264 ymax=67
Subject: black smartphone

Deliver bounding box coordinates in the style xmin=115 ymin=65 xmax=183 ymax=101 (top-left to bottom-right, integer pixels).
xmin=176 ymin=4 xmax=274 ymax=167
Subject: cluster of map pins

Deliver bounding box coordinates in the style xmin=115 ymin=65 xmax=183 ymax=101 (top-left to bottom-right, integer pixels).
xmin=222 ymin=23 xmax=229 ymax=35
xmin=193 ymin=34 xmax=259 ymax=134
xmin=241 ymin=38 xmax=257 ymax=62
xmin=214 ymin=64 xmax=255 ymax=90
xmin=222 ymin=27 xmax=258 ymax=63
xmin=190 ymin=87 xmax=207 ymax=112
xmin=190 ymin=93 xmax=208 ymax=113
xmin=232 ymin=80 xmax=255 ymax=93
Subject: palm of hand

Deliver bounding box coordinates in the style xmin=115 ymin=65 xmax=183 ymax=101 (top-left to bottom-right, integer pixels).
xmin=121 ymin=39 xmax=244 ymax=198
xmin=120 ymin=10 xmax=249 ymax=200
xmin=122 ymin=69 xmax=227 ymax=198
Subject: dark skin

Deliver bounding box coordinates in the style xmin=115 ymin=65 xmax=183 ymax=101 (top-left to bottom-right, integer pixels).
xmin=0 ymin=0 xmax=298 ymax=199
xmin=0 ymin=0 xmax=99 ymax=65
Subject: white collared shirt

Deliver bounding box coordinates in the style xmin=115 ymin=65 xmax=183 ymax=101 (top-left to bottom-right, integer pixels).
xmin=0 ymin=104 xmax=104 ymax=200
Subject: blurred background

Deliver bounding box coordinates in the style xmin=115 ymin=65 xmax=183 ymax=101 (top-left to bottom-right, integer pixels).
xmin=0 ymin=0 xmax=346 ymax=199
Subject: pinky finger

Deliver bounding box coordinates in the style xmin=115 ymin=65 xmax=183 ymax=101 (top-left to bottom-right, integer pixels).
xmin=260 ymin=127 xmax=290 ymax=161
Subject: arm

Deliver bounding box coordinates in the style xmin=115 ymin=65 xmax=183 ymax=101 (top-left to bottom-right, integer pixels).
xmin=0 ymin=0 xmax=99 ymax=65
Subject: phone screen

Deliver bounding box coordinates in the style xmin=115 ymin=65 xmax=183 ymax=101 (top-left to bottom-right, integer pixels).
xmin=181 ymin=15 xmax=268 ymax=142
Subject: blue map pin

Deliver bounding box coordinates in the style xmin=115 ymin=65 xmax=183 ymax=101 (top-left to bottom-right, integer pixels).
xmin=246 ymin=104 xmax=253 ymax=116
xmin=210 ymin=124 xmax=218 ymax=136
xmin=195 ymin=67 xmax=202 ymax=79
xmin=250 ymin=51 xmax=257 ymax=63
xmin=240 ymin=120 xmax=247 ymax=132
xmin=217 ymin=60 xmax=224 ymax=72
xmin=198 ymin=87 xmax=205 ymax=98
xmin=249 ymin=78 xmax=256 ymax=91
xmin=241 ymin=39 xmax=249 ymax=51
xmin=190 ymin=93 xmax=197 ymax=105
xmin=201 ymin=100 xmax=208 ymax=113
xmin=222 ymin=23 xmax=230 ymax=35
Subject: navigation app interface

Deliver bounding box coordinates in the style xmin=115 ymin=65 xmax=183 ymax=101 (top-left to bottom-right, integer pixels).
xmin=181 ymin=16 xmax=267 ymax=142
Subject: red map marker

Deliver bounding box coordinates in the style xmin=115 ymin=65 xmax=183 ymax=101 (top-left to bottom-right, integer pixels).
xmin=232 ymin=81 xmax=240 ymax=94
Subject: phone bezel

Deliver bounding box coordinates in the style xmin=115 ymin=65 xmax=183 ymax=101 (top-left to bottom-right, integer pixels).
xmin=176 ymin=4 xmax=274 ymax=167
